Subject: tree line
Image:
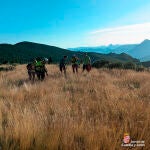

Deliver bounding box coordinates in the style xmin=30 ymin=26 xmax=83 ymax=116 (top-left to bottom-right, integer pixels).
xmin=92 ymin=60 xmax=145 ymax=71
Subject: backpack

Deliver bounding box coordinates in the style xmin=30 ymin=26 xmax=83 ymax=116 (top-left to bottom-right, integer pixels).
xmin=72 ymin=57 xmax=77 ymax=63
xmin=35 ymin=61 xmax=44 ymax=71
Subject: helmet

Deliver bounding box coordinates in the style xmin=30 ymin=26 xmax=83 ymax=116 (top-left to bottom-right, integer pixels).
xmin=44 ymin=58 xmax=48 ymax=62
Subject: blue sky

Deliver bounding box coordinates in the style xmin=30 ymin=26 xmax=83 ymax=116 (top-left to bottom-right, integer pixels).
xmin=0 ymin=0 xmax=150 ymax=48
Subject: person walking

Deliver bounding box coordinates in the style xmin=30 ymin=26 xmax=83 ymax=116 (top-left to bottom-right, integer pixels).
xmin=26 ymin=63 xmax=36 ymax=82
xmin=59 ymin=55 xmax=68 ymax=76
xmin=35 ymin=57 xmax=48 ymax=81
xmin=71 ymin=55 xmax=79 ymax=74
xmin=82 ymin=53 xmax=91 ymax=72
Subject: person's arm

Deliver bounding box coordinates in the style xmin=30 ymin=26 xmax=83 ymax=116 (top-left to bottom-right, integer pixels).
xmin=65 ymin=59 xmax=69 ymax=65
xmin=44 ymin=66 xmax=48 ymax=76
xmin=26 ymin=64 xmax=30 ymax=70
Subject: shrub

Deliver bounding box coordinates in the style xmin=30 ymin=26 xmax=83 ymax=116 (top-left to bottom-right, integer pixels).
xmin=92 ymin=60 xmax=109 ymax=68
xmin=0 ymin=66 xmax=15 ymax=72
xmin=136 ymin=65 xmax=145 ymax=72
xmin=124 ymin=62 xmax=136 ymax=70
xmin=107 ymin=62 xmax=123 ymax=69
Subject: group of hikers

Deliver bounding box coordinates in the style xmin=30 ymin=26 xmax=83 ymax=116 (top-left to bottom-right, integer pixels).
xmin=27 ymin=53 xmax=91 ymax=82
xmin=26 ymin=57 xmax=48 ymax=82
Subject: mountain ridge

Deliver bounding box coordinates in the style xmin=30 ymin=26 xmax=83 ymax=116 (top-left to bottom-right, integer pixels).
xmin=69 ymin=39 xmax=150 ymax=61
xmin=0 ymin=41 xmax=139 ymax=64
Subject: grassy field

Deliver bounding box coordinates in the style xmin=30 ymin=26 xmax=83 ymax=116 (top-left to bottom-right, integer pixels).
xmin=0 ymin=65 xmax=150 ymax=150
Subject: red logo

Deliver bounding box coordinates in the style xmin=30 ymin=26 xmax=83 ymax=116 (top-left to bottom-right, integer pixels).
xmin=123 ymin=133 xmax=131 ymax=144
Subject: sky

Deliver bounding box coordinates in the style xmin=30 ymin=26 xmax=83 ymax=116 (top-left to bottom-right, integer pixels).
xmin=0 ymin=0 xmax=150 ymax=48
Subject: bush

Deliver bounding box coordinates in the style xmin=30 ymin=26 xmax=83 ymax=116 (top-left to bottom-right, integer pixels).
xmin=124 ymin=62 xmax=136 ymax=70
xmin=107 ymin=62 xmax=123 ymax=69
xmin=92 ymin=60 xmax=140 ymax=71
xmin=136 ymin=65 xmax=145 ymax=72
xmin=0 ymin=66 xmax=15 ymax=72
xmin=92 ymin=60 xmax=109 ymax=68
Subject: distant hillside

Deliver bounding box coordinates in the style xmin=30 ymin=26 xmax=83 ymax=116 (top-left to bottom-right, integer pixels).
xmin=113 ymin=44 xmax=137 ymax=54
xmin=140 ymin=55 xmax=150 ymax=62
xmin=142 ymin=61 xmax=150 ymax=67
xmin=69 ymin=39 xmax=150 ymax=61
xmin=0 ymin=42 xmax=74 ymax=63
xmin=69 ymin=47 xmax=112 ymax=54
xmin=87 ymin=52 xmax=139 ymax=64
xmin=127 ymin=39 xmax=150 ymax=61
xmin=70 ymin=44 xmax=137 ymax=54
xmin=0 ymin=41 xmax=139 ymax=64
xmin=69 ymin=44 xmax=121 ymax=53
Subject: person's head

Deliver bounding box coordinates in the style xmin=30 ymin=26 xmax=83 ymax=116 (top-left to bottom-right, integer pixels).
xmin=64 ymin=55 xmax=68 ymax=59
xmin=43 ymin=58 xmax=48 ymax=64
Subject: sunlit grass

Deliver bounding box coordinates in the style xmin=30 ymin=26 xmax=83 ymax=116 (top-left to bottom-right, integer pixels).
xmin=0 ymin=65 xmax=150 ymax=150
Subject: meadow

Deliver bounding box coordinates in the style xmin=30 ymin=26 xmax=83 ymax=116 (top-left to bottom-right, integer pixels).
xmin=0 ymin=65 xmax=149 ymax=150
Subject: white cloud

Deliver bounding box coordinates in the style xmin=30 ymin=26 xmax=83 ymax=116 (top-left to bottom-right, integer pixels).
xmin=87 ymin=22 xmax=150 ymax=46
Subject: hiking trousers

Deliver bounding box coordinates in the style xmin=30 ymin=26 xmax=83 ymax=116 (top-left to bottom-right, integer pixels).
xmin=72 ymin=64 xmax=78 ymax=73
xmin=83 ymin=64 xmax=91 ymax=72
xmin=36 ymin=71 xmax=45 ymax=81
xmin=28 ymin=71 xmax=35 ymax=81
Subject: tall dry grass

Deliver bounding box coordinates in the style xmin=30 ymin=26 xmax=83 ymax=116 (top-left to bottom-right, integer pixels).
xmin=0 ymin=65 xmax=149 ymax=150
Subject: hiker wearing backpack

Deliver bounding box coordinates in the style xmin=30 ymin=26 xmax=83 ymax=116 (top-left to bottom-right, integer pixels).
xmin=82 ymin=53 xmax=91 ymax=72
xmin=59 ymin=55 xmax=68 ymax=75
xmin=35 ymin=57 xmax=48 ymax=81
xmin=26 ymin=62 xmax=36 ymax=82
xmin=71 ymin=55 xmax=79 ymax=73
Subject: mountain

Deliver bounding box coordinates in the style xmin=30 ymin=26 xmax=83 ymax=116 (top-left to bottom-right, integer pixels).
xmin=69 ymin=44 xmax=137 ymax=54
xmin=142 ymin=61 xmax=150 ymax=67
xmin=87 ymin=52 xmax=139 ymax=63
xmin=69 ymin=47 xmax=112 ymax=53
xmin=69 ymin=44 xmax=121 ymax=54
xmin=69 ymin=39 xmax=150 ymax=61
xmin=127 ymin=39 xmax=150 ymax=61
xmin=69 ymin=44 xmax=121 ymax=52
xmin=0 ymin=41 xmax=74 ymax=63
xmin=0 ymin=41 xmax=139 ymax=64
xmin=140 ymin=55 xmax=150 ymax=61
xmin=112 ymin=44 xmax=137 ymax=54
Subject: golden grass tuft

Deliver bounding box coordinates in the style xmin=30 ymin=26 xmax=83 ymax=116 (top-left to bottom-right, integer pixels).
xmin=0 ymin=65 xmax=150 ymax=150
